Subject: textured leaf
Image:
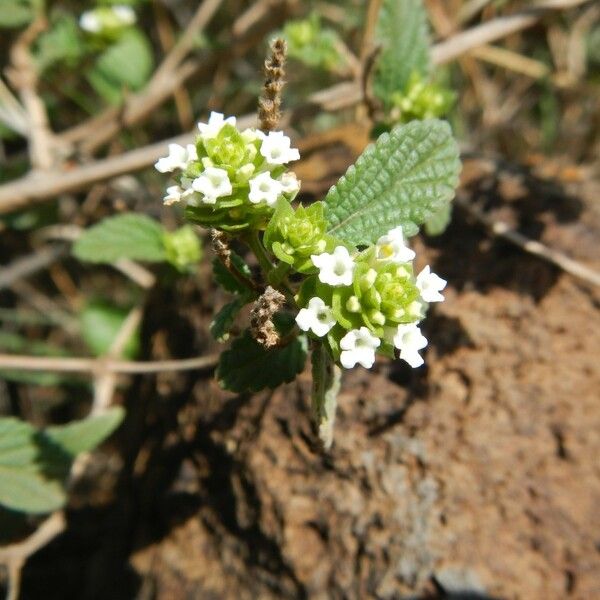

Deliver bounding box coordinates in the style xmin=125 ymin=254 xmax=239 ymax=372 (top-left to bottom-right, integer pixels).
xmin=0 ymin=418 xmax=65 ymax=513
xmin=210 ymin=296 xmax=250 ymax=342
xmin=325 ymin=120 xmax=460 ymax=246
xmin=373 ymin=0 xmax=431 ymax=106
xmin=73 ymin=213 xmax=166 ymax=264
xmin=212 ymin=253 xmax=252 ymax=294
xmin=45 ymin=407 xmax=125 ymax=456
xmin=217 ymin=331 xmax=308 ymax=393
xmin=424 ymin=202 xmax=452 ymax=236
xmin=79 ymin=302 xmax=140 ymax=358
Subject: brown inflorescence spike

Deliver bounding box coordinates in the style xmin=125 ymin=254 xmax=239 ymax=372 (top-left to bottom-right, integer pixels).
xmin=258 ymin=38 xmax=287 ymax=132
xmin=250 ymin=286 xmax=285 ymax=348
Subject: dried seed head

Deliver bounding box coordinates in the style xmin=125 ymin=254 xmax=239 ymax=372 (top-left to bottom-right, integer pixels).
xmin=210 ymin=229 xmax=231 ymax=267
xmin=250 ymin=285 xmax=285 ymax=348
xmin=258 ymin=38 xmax=287 ymax=132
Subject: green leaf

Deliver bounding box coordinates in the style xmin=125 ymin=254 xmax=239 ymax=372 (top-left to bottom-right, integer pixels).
xmin=212 ymin=253 xmax=252 ymax=294
xmin=373 ymin=0 xmax=431 ymax=106
xmin=324 ymin=120 xmax=461 ymax=246
xmin=94 ymin=28 xmax=153 ymax=90
xmin=80 ymin=301 xmax=140 ymax=358
xmin=35 ymin=15 xmax=84 ymax=72
xmin=0 ymin=1 xmax=34 ymax=28
xmin=217 ymin=331 xmax=308 ymax=393
xmin=424 ymin=202 xmax=452 ymax=236
xmin=210 ymin=295 xmax=250 ymax=342
xmin=45 ymin=407 xmax=124 ymax=457
xmin=73 ymin=213 xmax=166 ymax=263
xmin=0 ymin=410 xmax=124 ymax=514
xmin=0 ymin=418 xmax=65 ymax=513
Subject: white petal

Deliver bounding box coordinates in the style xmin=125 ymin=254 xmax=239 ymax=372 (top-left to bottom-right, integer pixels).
xmin=295 ymin=308 xmax=314 ymax=332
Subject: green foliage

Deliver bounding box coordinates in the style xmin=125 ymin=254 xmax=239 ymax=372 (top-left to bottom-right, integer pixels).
xmin=374 ymin=0 xmax=431 ymax=107
xmin=35 ymin=14 xmax=85 ymax=72
xmin=217 ymin=330 xmax=308 ymax=393
xmin=210 ymin=295 xmax=251 ymax=342
xmin=163 ymin=225 xmax=203 ymax=271
xmin=45 ymin=407 xmax=125 ymax=456
xmin=424 ymin=202 xmax=452 ymax=236
xmin=0 ymin=0 xmax=36 ymax=28
xmin=0 ymin=408 xmax=124 ymax=514
xmin=73 ymin=213 xmax=167 ymax=264
xmin=282 ymin=13 xmax=343 ymax=72
xmin=89 ymin=29 xmax=153 ymax=103
xmin=79 ymin=301 xmax=140 ymax=358
xmin=212 ymin=253 xmax=252 ymax=294
xmin=390 ymin=72 xmax=456 ymax=124
xmin=324 ymin=120 xmax=461 ymax=246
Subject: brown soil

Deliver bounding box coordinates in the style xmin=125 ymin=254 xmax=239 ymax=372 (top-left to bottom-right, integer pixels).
xmin=18 ymin=158 xmax=600 ymax=600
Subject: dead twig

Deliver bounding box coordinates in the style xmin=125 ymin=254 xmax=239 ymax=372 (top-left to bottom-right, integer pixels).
xmin=0 ymin=353 xmax=219 ymax=374
xmin=455 ymin=194 xmax=600 ymax=288
xmin=0 ymin=245 xmax=68 ymax=291
xmin=7 ymin=16 xmax=55 ymax=170
xmin=0 ymin=512 xmax=66 ymax=600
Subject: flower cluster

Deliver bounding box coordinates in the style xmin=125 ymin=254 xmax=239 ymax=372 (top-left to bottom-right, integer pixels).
xmin=155 ymin=112 xmax=300 ymax=233
xmin=263 ymin=200 xmax=338 ymax=273
xmin=390 ymin=72 xmax=456 ymax=124
xmin=295 ymin=226 xmax=446 ymax=370
xmin=79 ymin=5 xmax=136 ymax=35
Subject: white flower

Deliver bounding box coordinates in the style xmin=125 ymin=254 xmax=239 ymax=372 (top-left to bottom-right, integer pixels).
xmin=375 ymin=225 xmax=415 ymax=264
xmin=79 ymin=12 xmax=101 ymax=33
xmin=191 ymin=167 xmax=232 ymax=204
xmin=416 ymin=265 xmax=446 ymax=303
xmin=248 ymin=171 xmax=283 ymax=206
xmin=197 ymin=112 xmax=236 ymax=139
xmin=311 ymin=246 xmax=355 ymax=287
xmin=260 ymin=131 xmax=300 ymax=165
xmin=79 ymin=5 xmax=136 ymax=32
xmin=241 ymin=128 xmax=265 ymax=143
xmin=393 ymin=323 xmax=428 ymax=368
xmin=295 ymin=298 xmax=336 ymax=337
xmin=279 ymin=172 xmax=300 ymax=194
xmin=163 ymin=185 xmax=183 ymax=206
xmin=112 ymin=5 xmax=136 ymax=25
xmin=340 ymin=327 xmax=381 ymax=369
xmin=155 ymin=143 xmax=196 ymax=173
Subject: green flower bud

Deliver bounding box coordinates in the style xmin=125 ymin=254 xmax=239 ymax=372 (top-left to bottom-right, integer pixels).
xmin=264 ymin=200 xmax=336 ymax=273
xmin=163 ymin=225 xmax=202 ymax=272
xmin=203 ymin=124 xmax=249 ymax=171
xmin=390 ymin=72 xmax=456 ymax=124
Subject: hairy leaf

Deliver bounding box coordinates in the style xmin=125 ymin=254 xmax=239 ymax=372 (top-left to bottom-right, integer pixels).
xmin=73 ymin=213 xmax=166 ymax=264
xmin=0 ymin=419 xmax=65 ymax=513
xmin=79 ymin=302 xmax=140 ymax=358
xmin=325 ymin=120 xmax=460 ymax=246
xmin=373 ymin=0 xmax=431 ymax=106
xmin=210 ymin=296 xmax=250 ymax=342
xmin=0 ymin=410 xmax=124 ymax=514
xmin=45 ymin=407 xmax=125 ymax=457
xmin=424 ymin=202 xmax=452 ymax=236
xmin=212 ymin=253 xmax=252 ymax=294
xmin=217 ymin=331 xmax=308 ymax=393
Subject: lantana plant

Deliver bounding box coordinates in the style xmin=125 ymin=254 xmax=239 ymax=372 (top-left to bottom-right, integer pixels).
xmin=155 ymin=39 xmax=460 ymax=447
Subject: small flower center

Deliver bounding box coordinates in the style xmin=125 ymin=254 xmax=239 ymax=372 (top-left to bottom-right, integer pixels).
xmin=333 ymin=260 xmax=346 ymax=276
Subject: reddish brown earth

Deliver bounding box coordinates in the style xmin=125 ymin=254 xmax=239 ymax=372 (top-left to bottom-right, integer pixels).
xmin=19 ymin=159 xmax=600 ymax=600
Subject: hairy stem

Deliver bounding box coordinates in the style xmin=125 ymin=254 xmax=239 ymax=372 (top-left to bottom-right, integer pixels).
xmin=311 ymin=343 xmax=342 ymax=449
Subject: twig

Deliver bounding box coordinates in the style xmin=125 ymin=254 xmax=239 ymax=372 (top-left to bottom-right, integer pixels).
xmin=0 ymin=353 xmax=219 ymax=374
xmin=0 ymin=245 xmax=68 ymax=291
xmin=455 ymin=194 xmax=600 ymax=288
xmin=431 ymin=0 xmax=592 ymax=66
xmin=0 ymin=76 xmax=29 ymax=136
xmin=0 ymin=512 xmax=66 ymax=600
xmin=7 ymin=17 xmax=54 ymax=170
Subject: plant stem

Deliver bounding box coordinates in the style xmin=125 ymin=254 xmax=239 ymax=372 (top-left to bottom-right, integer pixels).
xmin=268 ymin=261 xmax=291 ymax=288
xmin=246 ymin=230 xmax=274 ymax=274
xmin=311 ymin=342 xmax=342 ymax=449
